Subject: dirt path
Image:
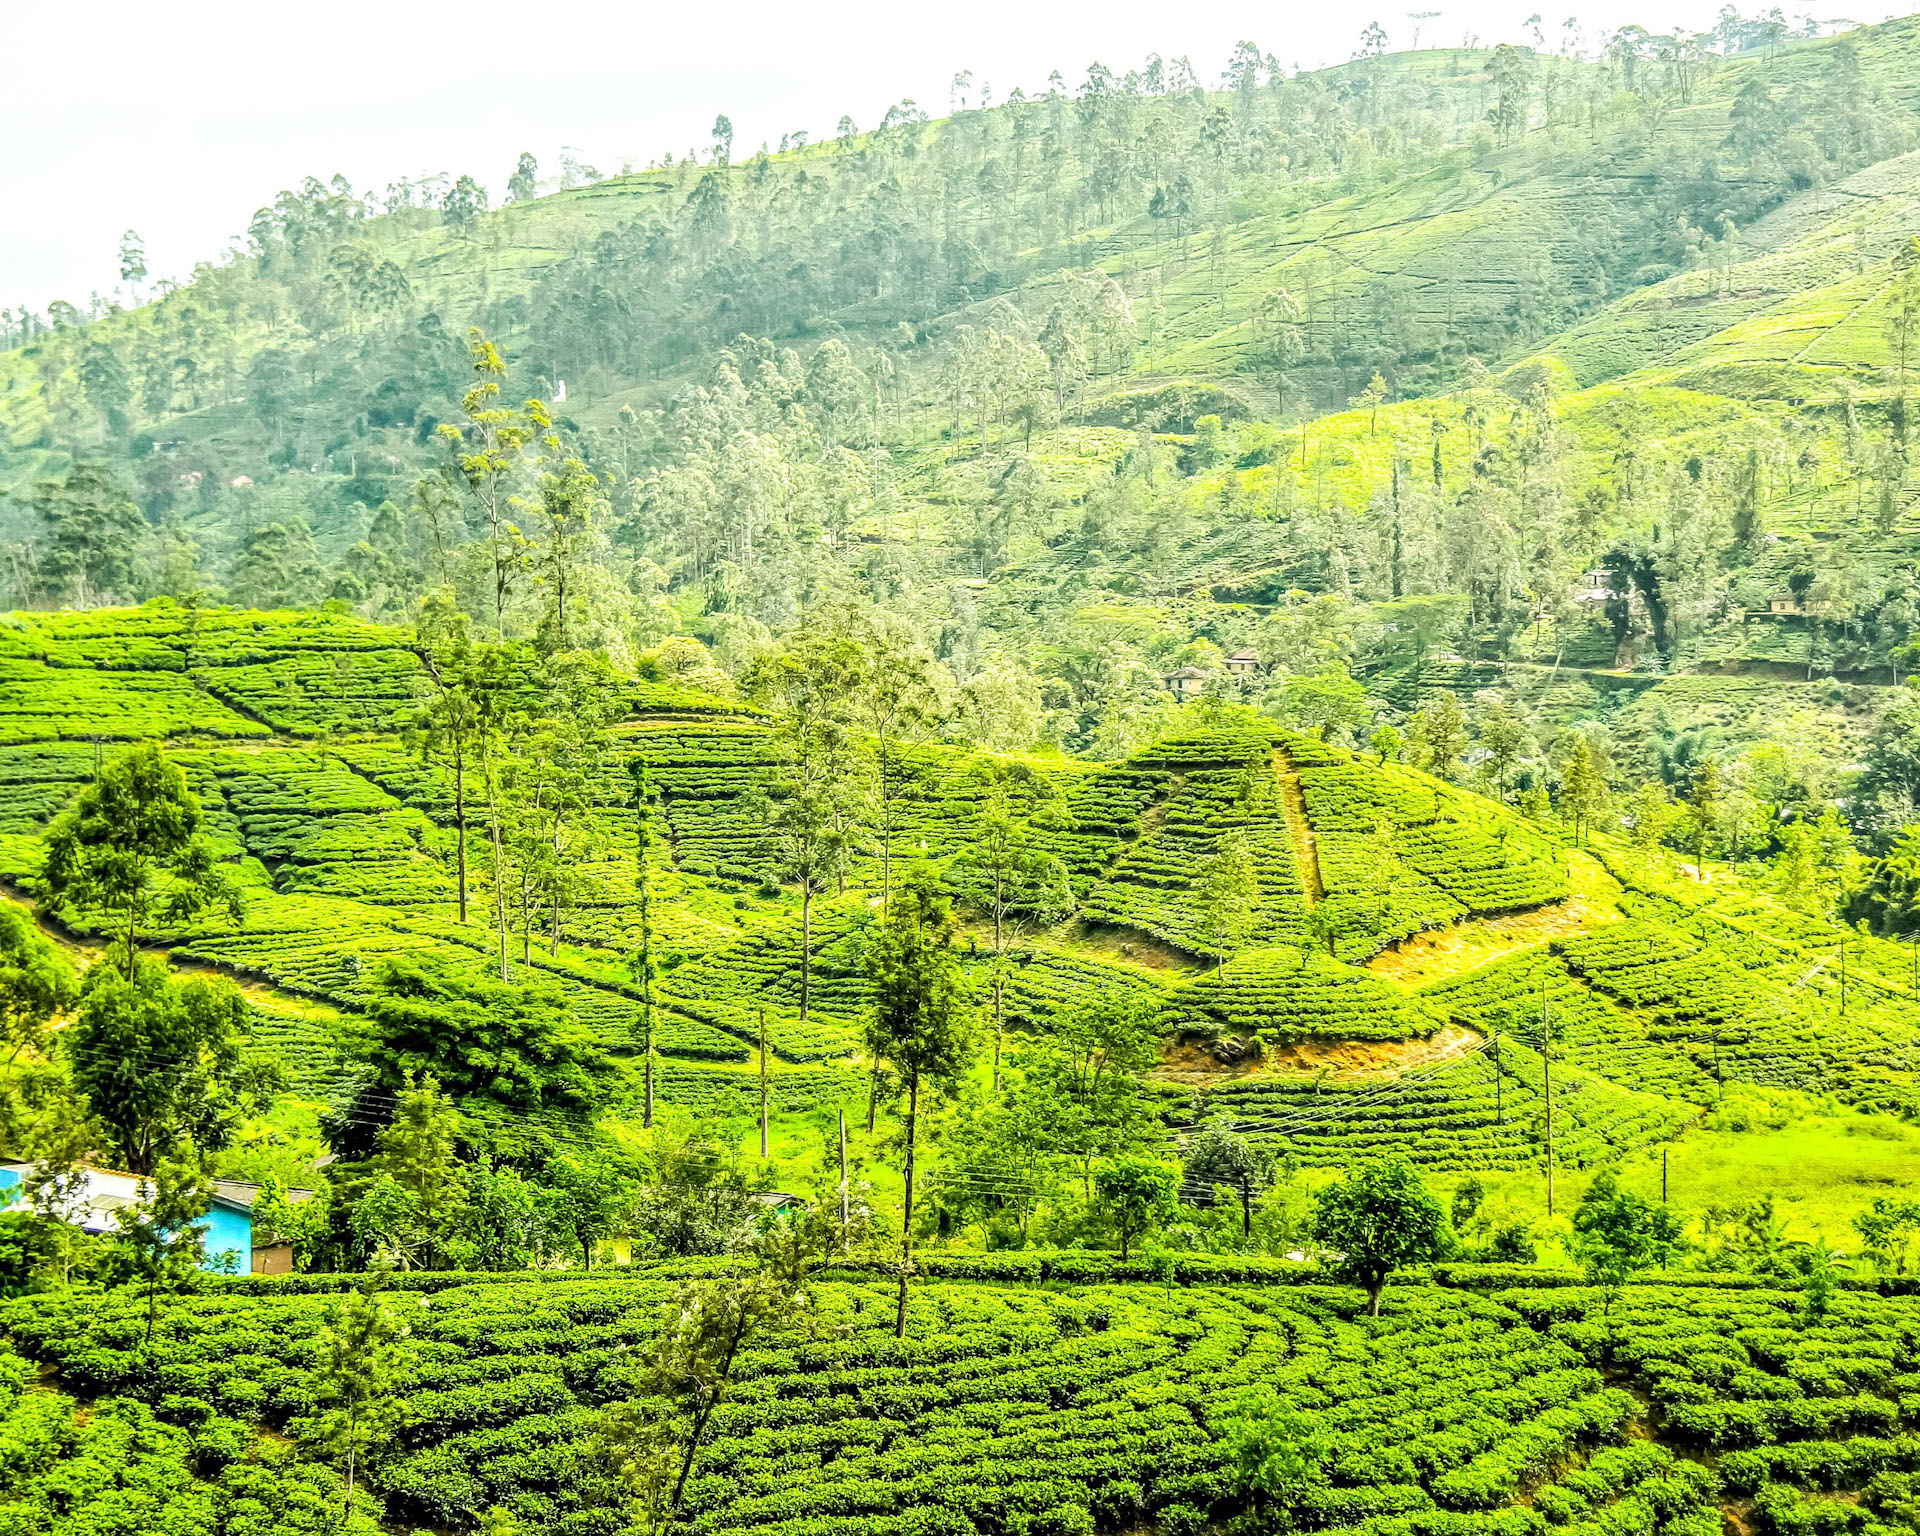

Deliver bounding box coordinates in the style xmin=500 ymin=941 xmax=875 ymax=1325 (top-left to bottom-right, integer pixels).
xmin=1270 ymin=747 xmax=1324 ymax=903
xmin=0 ymin=887 xmax=343 ymax=1021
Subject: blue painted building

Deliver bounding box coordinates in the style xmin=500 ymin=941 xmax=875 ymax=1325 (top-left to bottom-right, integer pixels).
xmin=0 ymin=1163 xmax=311 ymax=1273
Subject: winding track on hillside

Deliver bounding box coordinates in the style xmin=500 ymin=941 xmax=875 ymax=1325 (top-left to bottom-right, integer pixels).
xmin=1269 ymin=745 xmax=1324 ymax=903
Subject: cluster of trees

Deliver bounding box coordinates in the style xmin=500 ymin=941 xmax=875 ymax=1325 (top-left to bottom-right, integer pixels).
xmin=6 ymin=12 xmax=1909 ymax=641
xmin=0 ymin=748 xmax=276 ymax=1309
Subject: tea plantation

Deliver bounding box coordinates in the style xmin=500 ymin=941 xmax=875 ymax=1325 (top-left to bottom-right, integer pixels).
xmin=7 ymin=601 xmax=1920 ymax=1535
xmin=1 ymin=600 xmax=1910 ymax=1166
xmin=17 ymin=1263 xmax=1920 ymax=1536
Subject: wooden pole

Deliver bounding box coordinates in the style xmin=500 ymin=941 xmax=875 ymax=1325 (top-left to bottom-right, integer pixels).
xmin=1493 ymin=1029 xmax=1503 ymax=1125
xmin=1661 ymin=1147 xmax=1669 ymax=1205
xmin=635 ymin=765 xmax=655 ymax=1129
xmin=838 ymin=1107 xmax=850 ymax=1253
xmin=1542 ymin=975 xmax=1554 ymax=1219
xmin=758 ymin=1004 xmax=769 ymax=1161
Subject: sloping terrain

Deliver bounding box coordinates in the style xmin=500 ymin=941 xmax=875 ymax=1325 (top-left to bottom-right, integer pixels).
xmin=7 ymin=600 xmax=1913 ymax=1185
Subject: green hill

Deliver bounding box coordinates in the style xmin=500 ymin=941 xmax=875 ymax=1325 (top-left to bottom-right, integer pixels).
xmin=1 ymin=599 xmax=1908 ymax=1186
xmin=11 ymin=18 xmax=1920 ymax=1534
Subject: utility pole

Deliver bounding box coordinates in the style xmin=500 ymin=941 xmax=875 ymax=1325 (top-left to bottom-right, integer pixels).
xmin=1541 ymin=975 xmax=1555 ymax=1218
xmin=1493 ymin=1029 xmax=1503 ymax=1125
xmin=758 ymin=1003 xmax=770 ymax=1161
xmin=838 ymin=1107 xmax=850 ymax=1254
xmin=633 ymin=764 xmax=656 ymax=1128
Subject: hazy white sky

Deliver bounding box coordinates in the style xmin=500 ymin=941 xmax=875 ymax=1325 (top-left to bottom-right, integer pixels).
xmin=6 ymin=0 xmax=1916 ymax=311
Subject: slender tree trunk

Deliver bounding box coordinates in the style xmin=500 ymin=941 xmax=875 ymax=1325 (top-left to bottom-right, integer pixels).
xmin=880 ymin=745 xmax=893 ymax=913
xmin=758 ymin=1005 xmax=770 ymax=1160
xmin=1542 ymin=977 xmax=1555 ymax=1217
xmin=490 ymin=778 xmax=509 ymax=983
xmin=520 ymin=865 xmax=533 ymax=964
xmin=895 ymin=1074 xmax=918 ymax=1338
xmin=669 ymin=1323 xmax=746 ymax=1517
xmin=454 ymin=747 xmax=469 ymax=923
xmin=993 ymin=893 xmax=1005 ymax=1094
xmin=993 ymin=977 xmax=1004 ymax=1096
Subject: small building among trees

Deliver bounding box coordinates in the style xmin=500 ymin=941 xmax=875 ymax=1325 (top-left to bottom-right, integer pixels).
xmin=1165 ymin=665 xmax=1212 ymax=700
xmin=0 ymin=1164 xmax=314 ymax=1274
xmin=1768 ymin=590 xmax=1832 ymax=617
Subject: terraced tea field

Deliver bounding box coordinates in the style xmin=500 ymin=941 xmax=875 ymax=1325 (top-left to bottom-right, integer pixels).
xmin=2 ymin=600 xmax=1906 ymax=1200
xmin=14 ymin=1263 xmax=1920 ymax=1536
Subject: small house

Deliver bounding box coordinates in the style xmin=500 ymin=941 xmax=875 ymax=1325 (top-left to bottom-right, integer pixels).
xmin=1225 ymin=649 xmax=1262 ymax=677
xmin=1575 ymin=569 xmax=1612 ymax=604
xmin=1768 ymin=591 xmax=1831 ymax=617
xmin=1165 ymin=665 xmax=1212 ymax=700
xmin=0 ymin=1163 xmax=314 ymax=1274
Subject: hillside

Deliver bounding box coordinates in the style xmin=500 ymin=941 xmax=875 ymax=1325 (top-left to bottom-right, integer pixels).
xmin=2 ymin=606 xmax=1919 ymax=1536
xmin=2 ymin=599 xmax=1910 ymax=1190
xmin=11 ymin=13 xmax=1920 ymax=1536
xmin=6 ymin=22 xmax=1918 ymax=804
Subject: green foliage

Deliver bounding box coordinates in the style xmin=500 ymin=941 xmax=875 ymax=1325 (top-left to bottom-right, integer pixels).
xmin=866 ymin=864 xmax=974 ymax=1331
xmin=541 ymin=1150 xmax=632 ymax=1268
xmin=29 ymin=462 xmax=147 ymax=605
xmin=0 ymin=1352 xmax=382 ymax=1533
xmin=63 ymin=956 xmax=271 ymax=1176
xmin=863 ymin=868 xmax=974 ymax=1099
xmin=1215 ymin=1383 xmax=1325 ymax=1524
xmin=110 ymin=1139 xmax=213 ymax=1344
xmin=41 ymin=743 xmax=242 ymax=965
xmin=1193 ymin=830 xmax=1261 ymax=961
xmin=599 ymin=1224 xmax=817 ymax=1527
xmin=1311 ymin=1156 xmax=1451 ymax=1314
xmin=0 ymin=1263 xmax=1742 ymax=1535
xmin=303 ymin=1277 xmax=415 ymax=1521
xmin=1184 ymin=1119 xmax=1276 ymax=1238
xmin=1166 ymin=947 xmax=1440 ymax=1047
xmin=1567 ymin=1169 xmax=1685 ymax=1302
xmin=0 ymin=905 xmax=74 ymax=1061
xmin=372 ymin=1073 xmax=464 ymax=1254
xmin=353 ymin=957 xmax=611 ymax=1122
xmin=1843 ymin=829 xmax=1920 ymax=937
xmin=1093 ymin=1154 xmax=1180 ymax=1260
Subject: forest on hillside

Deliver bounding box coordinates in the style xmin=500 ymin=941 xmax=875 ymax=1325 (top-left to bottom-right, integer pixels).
xmin=4 ymin=14 xmax=1920 ymax=839
xmin=8 ymin=9 xmax=1920 ymax=1536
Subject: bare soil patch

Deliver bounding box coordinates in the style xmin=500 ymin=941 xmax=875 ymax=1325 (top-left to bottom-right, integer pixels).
xmin=1156 ymin=1022 xmax=1484 ymax=1083
xmin=1365 ymin=851 xmax=1626 ymax=988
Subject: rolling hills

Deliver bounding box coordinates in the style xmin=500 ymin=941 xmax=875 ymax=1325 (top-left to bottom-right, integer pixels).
xmin=2 ymin=598 xmax=1911 ymax=1195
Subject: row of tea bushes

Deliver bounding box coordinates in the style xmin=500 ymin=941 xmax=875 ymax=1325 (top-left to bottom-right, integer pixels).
xmin=3 ymin=1272 xmax=1671 ymax=1535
